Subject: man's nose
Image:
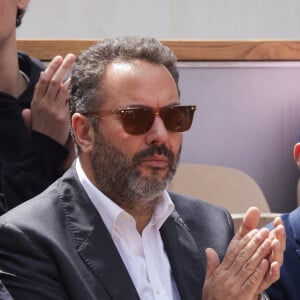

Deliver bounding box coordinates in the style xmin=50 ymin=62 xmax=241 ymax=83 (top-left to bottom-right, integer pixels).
xmin=145 ymin=115 xmax=169 ymax=145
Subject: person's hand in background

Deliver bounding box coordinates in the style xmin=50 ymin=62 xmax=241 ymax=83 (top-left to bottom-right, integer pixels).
xmin=22 ymin=54 xmax=76 ymax=147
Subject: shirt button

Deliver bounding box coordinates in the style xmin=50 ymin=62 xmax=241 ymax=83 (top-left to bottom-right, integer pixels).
xmin=155 ymin=288 xmax=160 ymax=294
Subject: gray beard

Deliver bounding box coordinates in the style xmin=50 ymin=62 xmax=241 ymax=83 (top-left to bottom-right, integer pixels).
xmin=91 ymin=130 xmax=181 ymax=211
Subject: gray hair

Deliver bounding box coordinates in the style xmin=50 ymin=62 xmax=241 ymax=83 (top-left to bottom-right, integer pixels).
xmin=69 ymin=36 xmax=179 ymax=153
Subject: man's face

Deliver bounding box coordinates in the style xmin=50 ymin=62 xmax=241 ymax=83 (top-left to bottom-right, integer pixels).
xmin=90 ymin=59 xmax=183 ymax=200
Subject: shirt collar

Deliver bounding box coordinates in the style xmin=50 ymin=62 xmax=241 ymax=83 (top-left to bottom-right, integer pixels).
xmin=75 ymin=158 xmax=174 ymax=235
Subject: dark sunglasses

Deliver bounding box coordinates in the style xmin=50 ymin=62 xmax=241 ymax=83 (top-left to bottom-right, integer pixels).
xmin=84 ymin=105 xmax=196 ymax=135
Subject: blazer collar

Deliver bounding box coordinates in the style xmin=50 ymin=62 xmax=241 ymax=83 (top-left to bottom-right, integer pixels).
xmin=58 ymin=165 xmax=139 ymax=300
xmin=161 ymin=210 xmax=206 ymax=300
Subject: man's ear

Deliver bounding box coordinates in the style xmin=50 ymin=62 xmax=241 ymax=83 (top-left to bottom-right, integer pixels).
xmin=17 ymin=0 xmax=30 ymax=10
xmin=293 ymin=143 xmax=300 ymax=167
xmin=72 ymin=113 xmax=94 ymax=154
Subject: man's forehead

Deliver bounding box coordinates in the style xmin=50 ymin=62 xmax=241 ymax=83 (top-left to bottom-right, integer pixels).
xmin=105 ymin=59 xmax=172 ymax=80
xmin=109 ymin=60 xmax=135 ymax=71
xmin=107 ymin=59 xmax=152 ymax=74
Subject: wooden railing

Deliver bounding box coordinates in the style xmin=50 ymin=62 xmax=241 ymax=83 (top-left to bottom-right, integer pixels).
xmin=17 ymin=40 xmax=300 ymax=61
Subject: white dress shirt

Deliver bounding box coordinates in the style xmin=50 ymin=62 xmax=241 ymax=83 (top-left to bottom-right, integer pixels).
xmin=76 ymin=159 xmax=181 ymax=300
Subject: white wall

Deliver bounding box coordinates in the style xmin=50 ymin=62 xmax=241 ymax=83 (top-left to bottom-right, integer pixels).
xmin=18 ymin=0 xmax=300 ymax=39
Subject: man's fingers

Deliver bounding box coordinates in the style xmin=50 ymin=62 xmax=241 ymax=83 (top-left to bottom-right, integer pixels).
xmin=33 ymin=56 xmax=64 ymax=100
xmin=274 ymin=218 xmax=286 ymax=252
xmin=268 ymin=217 xmax=285 ymax=265
xmin=45 ymin=53 xmax=75 ymax=100
xmin=63 ymin=78 xmax=71 ymax=88
xmin=257 ymin=261 xmax=280 ymax=292
xmin=234 ymin=234 xmax=271 ymax=283
xmin=237 ymin=207 xmax=261 ymax=239
xmin=242 ymin=258 xmax=269 ymax=295
xmin=205 ymin=248 xmax=220 ymax=279
xmin=219 ymin=207 xmax=261 ymax=271
xmin=54 ymin=81 xmax=71 ymax=109
xmin=43 ymin=55 xmax=64 ymax=77
xmin=51 ymin=53 xmax=76 ymax=83
xmin=202 ymin=212 xmax=286 ymax=299
xmin=222 ymin=228 xmax=270 ymax=274
xmin=33 ymin=54 xmax=75 ymax=102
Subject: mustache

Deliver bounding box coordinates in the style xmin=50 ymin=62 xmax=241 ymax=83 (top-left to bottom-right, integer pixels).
xmin=132 ymin=144 xmax=175 ymax=164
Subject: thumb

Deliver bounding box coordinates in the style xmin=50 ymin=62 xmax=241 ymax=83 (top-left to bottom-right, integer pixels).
xmin=238 ymin=206 xmax=260 ymax=238
xmin=22 ymin=108 xmax=32 ymax=130
xmin=205 ymin=248 xmax=220 ymax=279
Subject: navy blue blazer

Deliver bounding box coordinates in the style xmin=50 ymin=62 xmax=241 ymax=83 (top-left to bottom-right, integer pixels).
xmin=0 ymin=165 xmax=234 ymax=300
xmin=267 ymin=207 xmax=300 ymax=300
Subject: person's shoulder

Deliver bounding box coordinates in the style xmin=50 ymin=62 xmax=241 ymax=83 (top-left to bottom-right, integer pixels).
xmin=0 ymin=166 xmax=78 ymax=224
xmin=285 ymin=206 xmax=300 ymax=235
xmin=287 ymin=206 xmax=300 ymax=219
xmin=266 ymin=206 xmax=300 ymax=241
xmin=0 ymin=181 xmax=58 ymax=226
xmin=18 ymin=51 xmax=44 ymax=87
xmin=273 ymin=206 xmax=300 ymax=227
xmin=18 ymin=51 xmax=44 ymax=72
xmin=0 ymin=166 xmax=80 ymax=225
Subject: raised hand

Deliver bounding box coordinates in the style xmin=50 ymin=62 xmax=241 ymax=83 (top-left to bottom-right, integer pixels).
xmin=30 ymin=54 xmax=76 ymax=146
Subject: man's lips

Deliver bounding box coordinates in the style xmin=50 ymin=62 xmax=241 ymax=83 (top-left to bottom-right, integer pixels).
xmin=139 ymin=156 xmax=169 ymax=168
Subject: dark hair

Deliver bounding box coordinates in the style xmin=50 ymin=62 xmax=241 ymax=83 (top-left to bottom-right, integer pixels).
xmin=16 ymin=8 xmax=26 ymax=27
xmin=69 ymin=36 xmax=179 ymax=153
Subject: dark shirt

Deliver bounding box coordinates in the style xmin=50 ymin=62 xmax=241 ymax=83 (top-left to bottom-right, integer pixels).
xmin=0 ymin=52 xmax=68 ymax=214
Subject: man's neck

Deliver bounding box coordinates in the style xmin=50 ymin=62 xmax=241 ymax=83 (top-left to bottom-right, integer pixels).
xmin=80 ymin=158 xmax=160 ymax=234
xmin=0 ymin=38 xmax=27 ymax=97
xmin=118 ymin=195 xmax=159 ymax=234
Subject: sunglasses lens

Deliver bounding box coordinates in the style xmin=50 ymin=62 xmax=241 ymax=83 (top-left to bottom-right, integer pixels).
xmin=120 ymin=108 xmax=154 ymax=135
xmin=162 ymin=106 xmax=195 ymax=132
xmin=119 ymin=105 xmax=196 ymax=135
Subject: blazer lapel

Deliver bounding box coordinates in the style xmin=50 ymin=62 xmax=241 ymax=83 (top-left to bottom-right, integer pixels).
xmin=160 ymin=210 xmax=206 ymax=300
xmin=77 ymin=218 xmax=140 ymax=300
xmin=59 ymin=166 xmax=139 ymax=300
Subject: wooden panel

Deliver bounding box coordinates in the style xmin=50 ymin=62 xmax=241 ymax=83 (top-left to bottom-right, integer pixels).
xmin=17 ymin=40 xmax=300 ymax=61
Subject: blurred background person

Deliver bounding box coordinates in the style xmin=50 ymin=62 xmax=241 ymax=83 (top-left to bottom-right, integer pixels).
xmin=266 ymin=142 xmax=300 ymax=300
xmin=0 ymin=0 xmax=75 ymax=214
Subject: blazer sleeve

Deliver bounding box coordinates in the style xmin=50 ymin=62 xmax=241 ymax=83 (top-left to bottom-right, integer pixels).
xmin=0 ymin=221 xmax=68 ymax=300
